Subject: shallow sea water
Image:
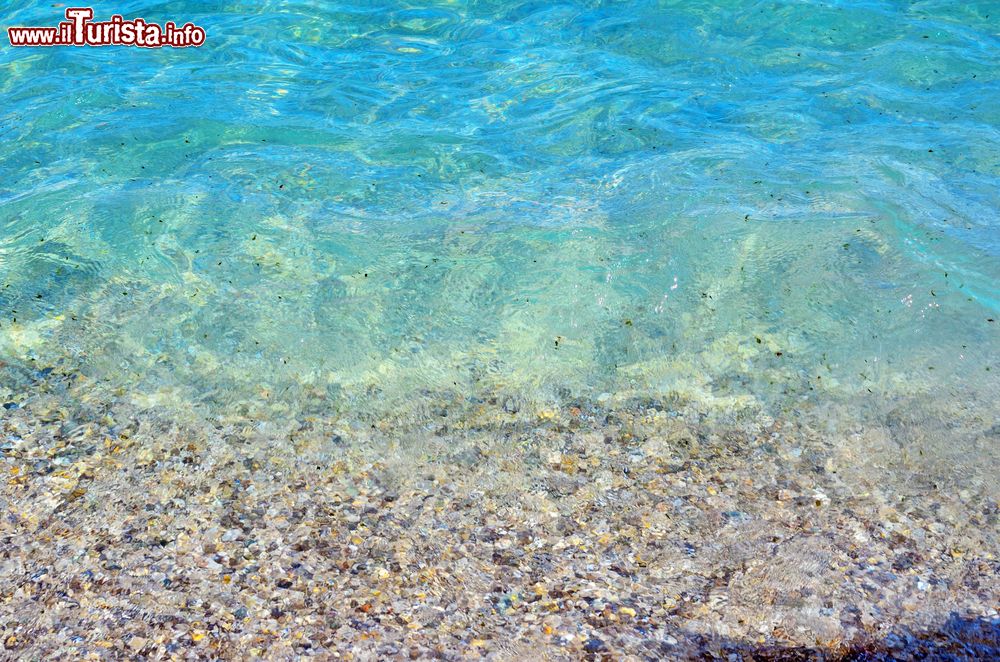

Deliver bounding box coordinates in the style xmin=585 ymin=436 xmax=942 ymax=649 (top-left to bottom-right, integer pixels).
xmin=1 ymin=0 xmax=999 ymax=658
xmin=2 ymin=1 xmax=998 ymax=418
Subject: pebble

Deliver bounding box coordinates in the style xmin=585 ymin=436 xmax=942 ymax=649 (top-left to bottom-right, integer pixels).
xmin=0 ymin=383 xmax=994 ymax=659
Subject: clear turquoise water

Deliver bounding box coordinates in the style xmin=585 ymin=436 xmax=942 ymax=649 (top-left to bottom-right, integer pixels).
xmin=1 ymin=1 xmax=998 ymax=423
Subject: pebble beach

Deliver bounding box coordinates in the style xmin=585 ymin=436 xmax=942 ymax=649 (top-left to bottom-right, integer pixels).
xmin=3 ymin=1 xmax=1000 ymax=659
xmin=2 ymin=361 xmax=997 ymax=660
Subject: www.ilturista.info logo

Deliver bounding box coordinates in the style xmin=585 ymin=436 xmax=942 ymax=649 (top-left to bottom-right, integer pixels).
xmin=7 ymin=7 xmax=206 ymax=48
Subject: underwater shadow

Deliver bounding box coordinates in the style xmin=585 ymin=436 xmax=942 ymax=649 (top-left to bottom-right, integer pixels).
xmin=683 ymin=613 xmax=1000 ymax=661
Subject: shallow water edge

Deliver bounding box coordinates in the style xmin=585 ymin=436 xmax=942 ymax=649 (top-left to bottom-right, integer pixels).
xmin=1 ymin=354 xmax=997 ymax=659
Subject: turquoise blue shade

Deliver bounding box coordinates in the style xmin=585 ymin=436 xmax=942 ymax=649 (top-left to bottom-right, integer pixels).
xmin=1 ymin=1 xmax=997 ymax=418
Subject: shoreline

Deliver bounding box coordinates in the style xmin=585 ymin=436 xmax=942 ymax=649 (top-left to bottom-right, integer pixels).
xmin=2 ymin=368 xmax=997 ymax=659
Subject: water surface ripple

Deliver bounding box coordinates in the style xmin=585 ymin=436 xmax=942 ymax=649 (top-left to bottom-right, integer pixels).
xmin=0 ymin=0 xmax=997 ymax=422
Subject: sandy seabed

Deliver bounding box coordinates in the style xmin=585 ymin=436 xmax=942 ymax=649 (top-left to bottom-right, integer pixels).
xmin=1 ymin=364 xmax=998 ymax=660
